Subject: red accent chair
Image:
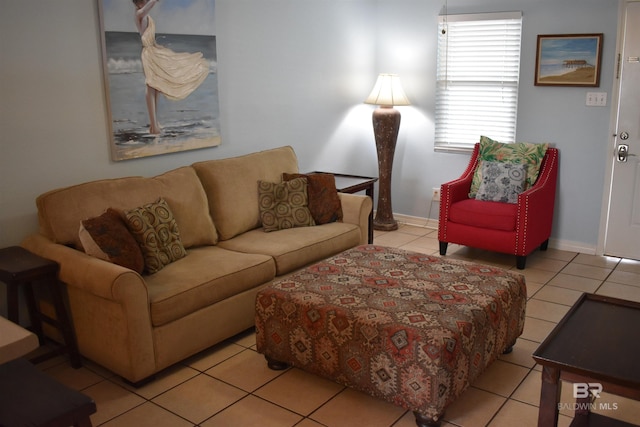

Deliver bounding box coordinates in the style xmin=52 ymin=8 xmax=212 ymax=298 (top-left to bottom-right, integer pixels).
xmin=438 ymin=143 xmax=559 ymax=269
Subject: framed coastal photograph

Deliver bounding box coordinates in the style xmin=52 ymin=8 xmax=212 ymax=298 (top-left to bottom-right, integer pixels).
xmin=534 ymin=34 xmax=603 ymax=87
xmin=98 ymin=0 xmax=220 ymax=161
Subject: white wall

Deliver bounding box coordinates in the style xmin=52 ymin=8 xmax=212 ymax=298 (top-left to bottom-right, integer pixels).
xmin=0 ymin=1 xmax=618 ymax=263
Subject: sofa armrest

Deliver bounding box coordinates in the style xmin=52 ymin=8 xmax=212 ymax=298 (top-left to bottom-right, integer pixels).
xmin=21 ymin=233 xmax=156 ymax=382
xmin=338 ymin=193 xmax=372 ymax=245
xmin=21 ymin=233 xmax=148 ymax=302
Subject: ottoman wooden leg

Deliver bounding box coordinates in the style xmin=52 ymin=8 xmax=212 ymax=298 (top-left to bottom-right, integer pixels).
xmin=265 ymin=356 xmax=289 ymax=371
xmin=414 ymin=411 xmax=443 ymax=427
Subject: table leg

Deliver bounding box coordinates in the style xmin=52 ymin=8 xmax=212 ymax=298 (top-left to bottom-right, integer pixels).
xmin=49 ymin=279 xmax=82 ymax=368
xmin=366 ymin=186 xmax=374 ymax=244
xmin=538 ymin=366 xmax=561 ymax=427
xmin=23 ymin=282 xmax=45 ymax=341
xmin=6 ymin=282 xmax=20 ymax=324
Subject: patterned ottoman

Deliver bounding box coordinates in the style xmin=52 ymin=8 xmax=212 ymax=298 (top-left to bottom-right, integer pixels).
xmin=255 ymin=245 xmax=526 ymax=426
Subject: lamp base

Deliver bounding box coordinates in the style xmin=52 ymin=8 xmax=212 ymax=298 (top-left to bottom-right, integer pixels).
xmin=373 ymin=217 xmax=398 ymax=231
xmin=372 ymin=106 xmax=401 ymax=232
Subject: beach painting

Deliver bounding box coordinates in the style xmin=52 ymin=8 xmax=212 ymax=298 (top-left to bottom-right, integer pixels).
xmin=98 ymin=0 xmax=220 ymax=161
xmin=535 ymin=34 xmax=603 ymax=87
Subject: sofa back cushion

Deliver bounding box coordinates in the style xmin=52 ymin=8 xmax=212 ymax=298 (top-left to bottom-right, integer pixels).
xmin=192 ymin=146 xmax=299 ymax=241
xmin=36 ymin=166 xmax=218 ymax=249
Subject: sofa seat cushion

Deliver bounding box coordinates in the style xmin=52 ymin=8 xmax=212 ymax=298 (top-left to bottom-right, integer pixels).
xmin=145 ymin=246 xmax=275 ymax=326
xmin=217 ymin=222 xmax=361 ymax=276
xmin=449 ymin=199 xmax=517 ymax=231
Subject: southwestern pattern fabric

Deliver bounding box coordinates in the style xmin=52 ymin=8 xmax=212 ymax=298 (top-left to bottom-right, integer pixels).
xmin=255 ymin=245 xmax=526 ymax=422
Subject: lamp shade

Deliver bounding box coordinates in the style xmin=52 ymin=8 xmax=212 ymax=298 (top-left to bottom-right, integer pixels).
xmin=364 ymin=73 xmax=411 ymax=107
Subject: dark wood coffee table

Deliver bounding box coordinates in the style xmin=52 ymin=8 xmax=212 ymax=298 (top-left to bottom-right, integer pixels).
xmin=532 ymin=293 xmax=640 ymax=427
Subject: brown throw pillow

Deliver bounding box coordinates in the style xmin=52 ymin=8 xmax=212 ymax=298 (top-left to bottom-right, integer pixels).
xmin=283 ymin=173 xmax=343 ymax=224
xmin=124 ymin=198 xmax=187 ymax=274
xmin=258 ymin=177 xmax=315 ymax=232
xmin=78 ymin=208 xmax=145 ymax=274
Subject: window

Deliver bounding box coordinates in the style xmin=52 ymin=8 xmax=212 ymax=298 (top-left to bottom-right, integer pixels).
xmin=435 ymin=12 xmax=523 ymax=152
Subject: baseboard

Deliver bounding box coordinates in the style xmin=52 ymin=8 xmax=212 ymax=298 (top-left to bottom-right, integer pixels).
xmin=385 ymin=212 xmax=597 ymax=255
xmin=393 ymin=213 xmax=438 ymax=230
xmin=547 ymin=239 xmax=596 ymax=255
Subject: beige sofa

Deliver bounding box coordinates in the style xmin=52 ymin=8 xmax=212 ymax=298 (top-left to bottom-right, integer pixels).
xmin=22 ymin=146 xmax=372 ymax=384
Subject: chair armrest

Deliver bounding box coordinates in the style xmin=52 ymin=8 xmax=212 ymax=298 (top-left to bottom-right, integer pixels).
xmin=338 ymin=193 xmax=373 ymax=245
xmin=440 ymin=144 xmax=480 ymax=206
xmin=441 ymin=175 xmax=474 ymax=205
xmin=515 ymin=147 xmax=559 ymax=252
xmin=439 ymin=145 xmax=480 ymax=243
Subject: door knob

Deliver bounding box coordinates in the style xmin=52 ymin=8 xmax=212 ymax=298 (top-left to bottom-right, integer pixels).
xmin=617 ymin=144 xmax=637 ymax=162
xmin=619 ymin=131 xmax=629 ymax=140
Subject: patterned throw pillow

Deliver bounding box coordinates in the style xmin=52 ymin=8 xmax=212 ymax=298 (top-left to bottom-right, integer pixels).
xmin=124 ymin=198 xmax=187 ymax=274
xmin=78 ymin=208 xmax=145 ymax=274
xmin=475 ymin=161 xmax=528 ymax=204
xmin=282 ymin=173 xmax=343 ymax=224
xmin=469 ymin=136 xmax=549 ymax=198
xmin=258 ymin=177 xmax=315 ymax=232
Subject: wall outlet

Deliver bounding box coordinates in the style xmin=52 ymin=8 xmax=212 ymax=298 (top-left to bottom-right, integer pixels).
xmin=432 ymin=187 xmax=441 ymax=202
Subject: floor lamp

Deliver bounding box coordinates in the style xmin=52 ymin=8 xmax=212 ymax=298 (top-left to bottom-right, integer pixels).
xmin=364 ymin=74 xmax=411 ymax=231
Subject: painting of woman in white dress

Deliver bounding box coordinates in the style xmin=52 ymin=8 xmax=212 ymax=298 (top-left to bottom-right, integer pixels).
xmin=99 ymin=0 xmax=220 ymax=160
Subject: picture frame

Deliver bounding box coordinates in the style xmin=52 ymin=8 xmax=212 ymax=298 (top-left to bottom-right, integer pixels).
xmin=98 ymin=0 xmax=220 ymax=161
xmin=534 ymin=33 xmax=603 ymax=87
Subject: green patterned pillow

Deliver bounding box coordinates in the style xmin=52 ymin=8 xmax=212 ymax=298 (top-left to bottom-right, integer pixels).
xmin=258 ymin=177 xmax=315 ymax=232
xmin=469 ymin=136 xmax=549 ymax=198
xmin=124 ymin=198 xmax=187 ymax=274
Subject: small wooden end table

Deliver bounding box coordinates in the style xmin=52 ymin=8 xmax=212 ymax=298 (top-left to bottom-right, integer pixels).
xmin=311 ymin=172 xmax=377 ymax=244
xmin=0 ymin=246 xmax=82 ymax=368
xmin=0 ymin=358 xmax=96 ymax=426
xmin=532 ymin=293 xmax=640 ymax=427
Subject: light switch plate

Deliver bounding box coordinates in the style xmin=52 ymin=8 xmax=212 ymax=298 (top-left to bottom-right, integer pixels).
xmin=586 ymin=92 xmax=607 ymax=106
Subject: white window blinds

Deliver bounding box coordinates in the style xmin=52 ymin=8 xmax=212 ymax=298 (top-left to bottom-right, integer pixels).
xmin=435 ymin=12 xmax=523 ymax=152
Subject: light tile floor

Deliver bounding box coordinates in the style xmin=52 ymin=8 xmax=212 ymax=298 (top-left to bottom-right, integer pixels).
xmin=30 ymin=225 xmax=640 ymax=426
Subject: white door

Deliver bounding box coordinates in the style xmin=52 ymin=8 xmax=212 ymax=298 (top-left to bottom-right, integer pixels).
xmin=604 ymin=1 xmax=640 ymax=259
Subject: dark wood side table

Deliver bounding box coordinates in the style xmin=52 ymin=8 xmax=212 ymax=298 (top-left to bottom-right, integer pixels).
xmin=311 ymin=172 xmax=378 ymax=244
xmin=0 ymin=357 xmax=96 ymax=427
xmin=0 ymin=246 xmax=82 ymax=368
xmin=532 ymin=293 xmax=640 ymax=427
